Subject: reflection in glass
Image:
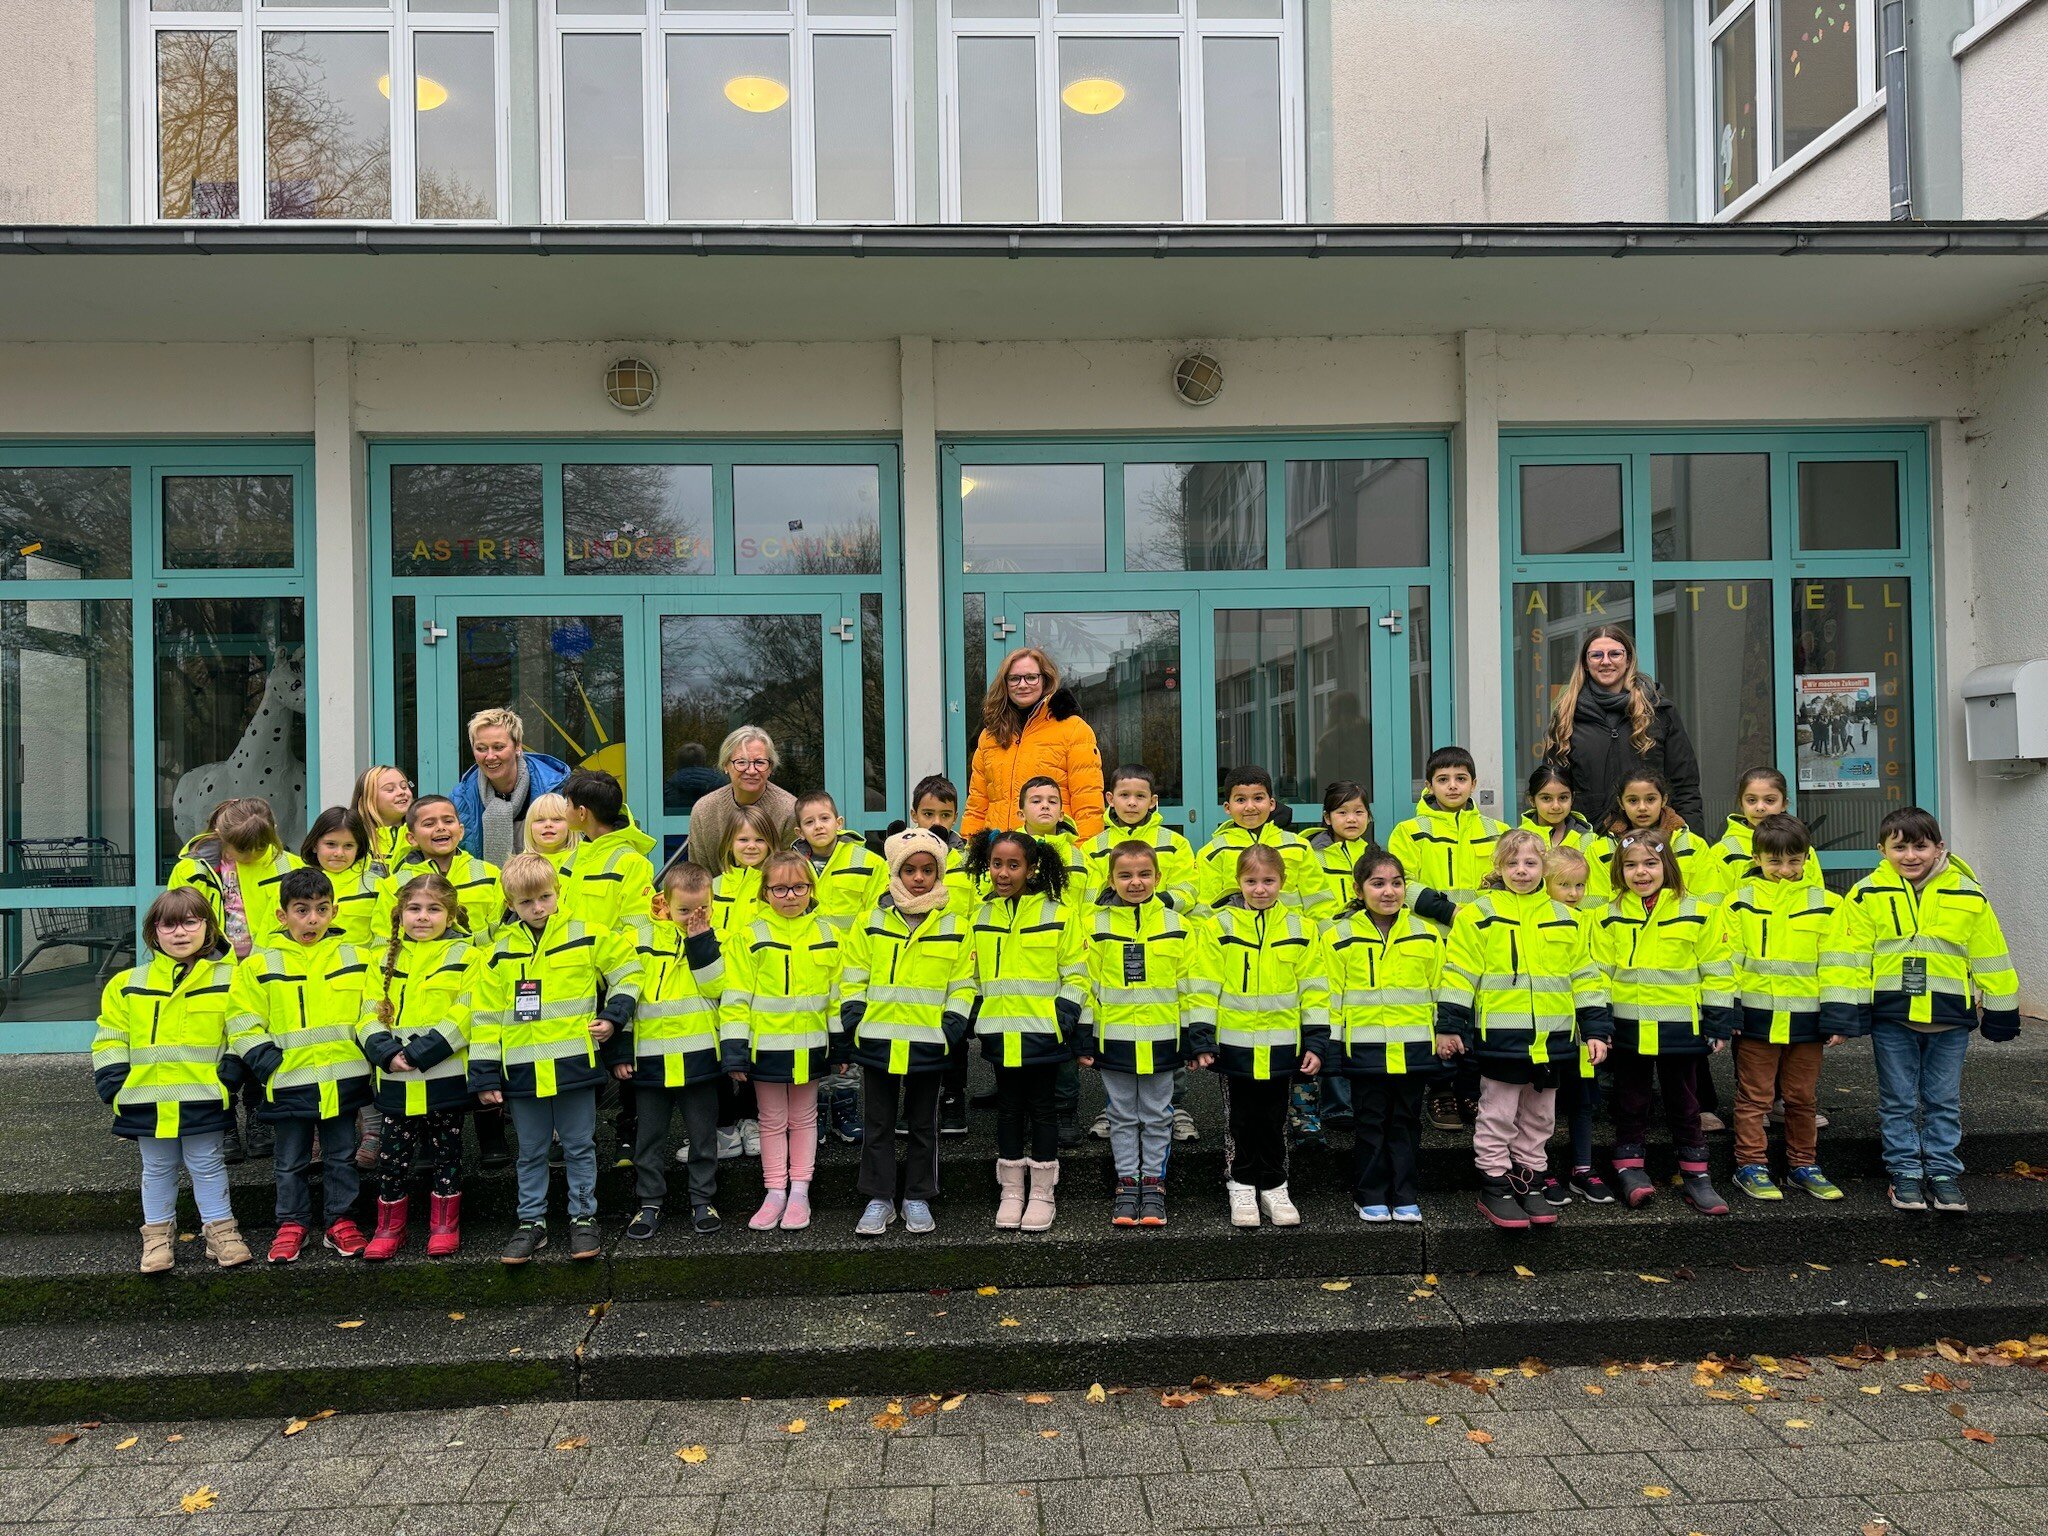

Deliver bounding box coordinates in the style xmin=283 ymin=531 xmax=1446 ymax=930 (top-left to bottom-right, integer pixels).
xmin=1406 ymin=585 xmax=1432 ymax=801
xmin=1202 ymin=37 xmax=1282 ymax=220
xmin=1285 ymin=459 xmax=1429 ymax=569
xmin=455 ymin=614 xmax=628 ymax=800
xmin=1510 ymin=581 xmax=1637 ymax=790
xmin=155 ymin=597 xmax=308 ymax=875
xmin=162 ymin=475 xmax=296 ymax=570
xmin=157 ymin=31 xmax=239 ymax=219
xmin=814 ymin=33 xmax=895 ymax=221
xmin=1520 ymin=463 xmax=1624 ymax=556
xmin=667 ymin=33 xmax=794 ymax=221
xmin=414 ymin=31 xmax=498 ymax=220
xmin=2 ymin=601 xmax=135 ymax=884
xmin=733 ymin=465 xmax=882 ymax=575
xmin=962 ymin=591 xmax=986 ymax=721
xmin=389 ymin=462 xmax=544 ymax=577
xmin=1058 ymin=36 xmax=1181 ymax=221
xmin=957 ymin=36 xmax=1038 ymax=220
xmin=1656 ymin=579 xmax=1775 ymax=831
xmin=1124 ymin=462 xmax=1265 ymax=572
xmin=1774 ymin=0 xmax=1857 ymax=161
xmin=563 ymin=33 xmax=645 ymax=220
xmin=1214 ymin=608 xmax=1373 ymax=807
xmin=1024 ymin=610 xmax=1182 ymax=804
xmin=1651 ymin=453 xmax=1770 ymax=561
xmin=1794 ymin=577 xmax=1913 ymax=852
xmin=392 ymin=595 xmax=417 ymax=791
xmin=263 ymin=30 xmax=392 ymax=219
xmin=564 ymin=464 xmax=713 ymax=576
xmin=960 ymin=464 xmax=1104 ymax=574
xmin=0 ymin=468 xmax=132 ymax=581
xmin=861 ymin=592 xmax=886 ymax=813
xmin=2 ymin=906 xmax=139 ymax=1025
xmin=1714 ymin=5 xmax=1757 ymax=209
xmin=1798 ymin=460 xmax=1900 ymax=550
xmin=662 ymin=614 xmax=824 ymax=816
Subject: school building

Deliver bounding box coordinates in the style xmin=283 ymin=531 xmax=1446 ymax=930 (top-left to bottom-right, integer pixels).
xmin=0 ymin=0 xmax=2045 ymax=1047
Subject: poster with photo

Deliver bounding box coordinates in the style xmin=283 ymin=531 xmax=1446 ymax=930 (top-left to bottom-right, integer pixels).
xmin=1796 ymin=672 xmax=1879 ymax=791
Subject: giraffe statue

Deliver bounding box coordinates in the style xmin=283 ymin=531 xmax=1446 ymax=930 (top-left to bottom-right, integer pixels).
xmin=171 ymin=652 xmax=308 ymax=842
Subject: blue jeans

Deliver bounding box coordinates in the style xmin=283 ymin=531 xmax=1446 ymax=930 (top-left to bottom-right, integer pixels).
xmin=138 ymin=1131 xmax=231 ymax=1226
xmin=508 ymin=1088 xmax=599 ymax=1222
xmin=1870 ymin=1022 xmax=1969 ymax=1179
xmin=271 ymin=1115 xmax=361 ymax=1227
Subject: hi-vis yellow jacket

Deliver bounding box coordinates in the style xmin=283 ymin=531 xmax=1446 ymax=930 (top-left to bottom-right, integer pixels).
xmin=1077 ymin=812 xmax=1197 ymax=912
xmin=839 ymin=900 xmax=976 ymax=1076
xmin=1437 ymin=887 xmax=1611 ymax=1080
xmin=1519 ymin=811 xmax=1614 ymax=904
xmin=356 ymin=934 xmax=479 ymax=1117
xmin=1324 ymin=909 xmax=1447 ymax=1077
xmin=711 ymin=865 xmax=764 ymax=944
xmin=92 ymin=954 xmax=241 ymax=1140
xmin=1193 ymin=899 xmax=1332 ymax=1081
xmin=970 ymin=893 xmax=1087 ymax=1069
xmin=1820 ymin=857 xmax=2019 ymax=1036
xmin=1718 ymin=877 xmax=1842 ymax=1045
xmin=719 ymin=908 xmax=842 ymax=1085
xmin=468 ymin=913 xmax=639 ymax=1098
xmin=1306 ymin=831 xmax=1374 ymax=921
xmin=326 ymin=859 xmax=386 ymax=948
xmin=804 ymin=832 xmax=889 ymax=934
xmin=228 ymin=933 xmax=374 ymax=1122
xmin=1077 ymin=892 xmax=1215 ymax=1075
xmin=559 ymin=822 xmax=657 ymax=945
xmin=1388 ymin=798 xmax=1509 ymax=912
xmin=1193 ymin=821 xmax=1329 ymax=919
xmin=623 ymin=922 xmax=726 ymax=1088
xmin=167 ymin=846 xmax=303 ymax=956
xmin=1710 ymin=815 xmax=1823 ymax=891
xmin=375 ymin=849 xmax=503 ymax=943
xmin=1591 ymin=890 xmax=1736 ymax=1056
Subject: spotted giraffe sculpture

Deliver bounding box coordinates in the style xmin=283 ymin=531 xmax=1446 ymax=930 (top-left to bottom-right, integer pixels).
xmin=171 ymin=652 xmax=308 ymax=843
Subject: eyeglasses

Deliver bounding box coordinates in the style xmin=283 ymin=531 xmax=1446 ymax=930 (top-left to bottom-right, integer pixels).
xmin=730 ymin=758 xmax=770 ymax=771
xmin=1585 ymin=649 xmax=1629 ymax=663
xmin=1007 ymin=672 xmax=1043 ymax=684
xmin=766 ymin=884 xmax=810 ymax=898
xmin=157 ymin=915 xmax=204 ymax=931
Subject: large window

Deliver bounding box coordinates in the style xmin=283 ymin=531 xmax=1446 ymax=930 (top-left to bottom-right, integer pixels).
xmin=137 ymin=0 xmax=507 ymax=224
xmin=942 ymin=0 xmax=1300 ymax=222
xmin=548 ymin=1 xmax=908 ymax=224
xmin=1503 ymin=431 xmax=1931 ymax=877
xmin=1698 ymin=0 xmax=1878 ymax=216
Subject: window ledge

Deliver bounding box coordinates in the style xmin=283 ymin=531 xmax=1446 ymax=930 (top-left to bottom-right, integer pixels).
xmin=1953 ymin=0 xmax=2044 ymax=57
xmin=1712 ymin=92 xmax=1887 ymax=222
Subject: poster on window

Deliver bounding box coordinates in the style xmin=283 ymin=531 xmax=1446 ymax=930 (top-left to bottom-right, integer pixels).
xmin=1796 ymin=672 xmax=1879 ymax=791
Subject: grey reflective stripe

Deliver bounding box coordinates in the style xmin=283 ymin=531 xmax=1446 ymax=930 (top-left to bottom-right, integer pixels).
xmin=130 ymin=1044 xmax=226 ymax=1065
xmin=1477 ymin=973 xmax=1571 ymax=992
xmin=505 ymin=1040 xmax=595 ymax=1065
xmin=986 ymin=979 xmax=1063 ymax=999
xmin=119 ymin=1082 xmax=227 ymax=1102
xmin=1882 ymin=974 xmax=1969 ymax=996
xmin=1983 ymin=996 xmax=2021 ymax=1012
xmin=1875 ymin=935 xmax=1968 ymax=958
xmin=841 ymin=966 xmax=871 ymax=986
xmin=1741 ymin=991 xmax=1818 ymax=1012
xmin=1974 ymin=957 xmax=2017 ymax=976
xmin=1343 ymin=1023 xmax=1433 ymax=1044
xmin=751 ymin=993 xmax=831 ymax=1016
xmin=976 ymin=1018 xmax=1061 ymax=1036
xmin=1615 ymin=967 xmax=1700 ymax=986
xmin=1613 ymin=1004 xmax=1699 ymax=1023
xmin=1476 ymin=1014 xmax=1576 ymax=1033
xmin=1336 ymin=988 xmax=1435 ymax=1007
xmin=1098 ymin=1021 xmax=1181 ymax=1040
xmin=1818 ymin=950 xmax=1860 ymax=968
xmin=753 ymin=1029 xmax=830 ymax=1051
xmin=1818 ymin=987 xmax=1862 ymax=1004
xmin=272 ymin=1060 xmax=371 ymax=1087
xmin=385 ymin=1054 xmax=468 ymax=1082
xmin=267 ymin=1025 xmax=361 ymax=1050
xmin=1221 ymin=992 xmax=1303 ymax=1013
xmin=868 ymin=985 xmax=948 ymax=1008
xmin=856 ymin=1021 xmax=947 ymax=1041
xmin=1744 ymin=959 xmax=1812 ymax=977
xmin=1096 ymin=986 xmax=1179 ymax=1006
xmin=1219 ymin=1027 xmax=1300 ymax=1045
xmin=639 ymin=999 xmax=716 ymax=1022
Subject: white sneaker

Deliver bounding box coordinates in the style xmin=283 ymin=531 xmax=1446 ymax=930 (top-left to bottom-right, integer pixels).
xmin=1089 ymin=1112 xmax=1110 ymax=1141
xmin=1259 ymin=1184 xmax=1302 ymax=1227
xmin=1227 ymin=1180 xmax=1260 ymax=1228
xmin=673 ymin=1140 xmax=690 ymax=1165
xmin=1172 ymin=1107 xmax=1198 ymax=1142
xmin=740 ymin=1119 xmax=762 ymax=1157
xmin=715 ymin=1126 xmax=743 ymax=1161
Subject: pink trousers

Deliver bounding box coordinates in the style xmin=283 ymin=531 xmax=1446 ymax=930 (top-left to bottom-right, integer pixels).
xmin=754 ymin=1080 xmax=819 ymax=1190
xmin=1472 ymin=1078 xmax=1557 ymax=1178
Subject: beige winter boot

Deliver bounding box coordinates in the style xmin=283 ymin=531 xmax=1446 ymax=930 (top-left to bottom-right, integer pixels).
xmin=139 ymin=1220 xmax=176 ymax=1275
xmin=203 ymin=1217 xmax=253 ymax=1269
xmin=994 ymin=1158 xmax=1029 ymax=1229
xmin=1021 ymin=1159 xmax=1060 ymax=1233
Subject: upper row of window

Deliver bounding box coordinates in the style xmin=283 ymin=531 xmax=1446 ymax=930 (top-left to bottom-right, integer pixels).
xmin=138 ymin=0 xmax=1300 ymax=225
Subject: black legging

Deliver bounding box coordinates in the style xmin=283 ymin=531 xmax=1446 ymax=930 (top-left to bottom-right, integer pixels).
xmin=994 ymin=1061 xmax=1060 ymax=1161
xmin=1221 ymin=1075 xmax=1292 ymax=1190
xmin=379 ymin=1108 xmax=465 ymax=1199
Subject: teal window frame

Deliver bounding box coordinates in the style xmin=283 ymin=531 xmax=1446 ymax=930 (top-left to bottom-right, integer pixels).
xmin=0 ymin=440 xmax=315 ymax=1053
xmin=941 ymin=433 xmax=1453 ymax=841
xmin=367 ymin=439 xmax=905 ymax=846
xmin=1499 ymin=426 xmax=1934 ymax=880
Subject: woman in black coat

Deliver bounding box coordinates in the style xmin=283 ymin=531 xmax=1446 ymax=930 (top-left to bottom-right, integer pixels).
xmin=1540 ymin=626 xmax=1704 ymax=832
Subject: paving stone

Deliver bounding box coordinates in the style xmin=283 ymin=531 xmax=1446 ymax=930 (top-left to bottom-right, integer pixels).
xmin=666 ymin=1442 xmax=790 ymax=1495
xmin=1139 ymin=1469 xmax=1256 ymax=1528
xmin=1545 ymin=1452 xmax=1672 ymax=1509
xmin=1367 ymin=1414 xmax=1490 ymax=1463
xmin=1438 ymin=1512 xmax=1665 ymax=1536
xmin=270 ymin=1507 xmax=401 ymax=1536
xmin=605 ymin=1494 xmax=722 ymax=1536
xmin=1864 ymin=1489 xmax=2029 ymax=1535
xmin=782 ymin=1435 xmax=884 ymax=1491
xmin=500 ymin=1498 xmax=620 ymax=1536
xmin=1649 ymin=1448 xmax=1794 ymax=1504
xmin=1762 ymin=1495 xmax=1883 ymax=1533
xmin=0 ymin=1467 xmax=78 ymax=1521
xmin=387 ymin=1505 xmax=515 ymax=1536
xmin=1270 ymin=1417 xmax=1385 ymax=1467
xmin=1449 ymin=1457 xmax=1583 ymax=1514
xmin=472 ymin=1446 xmax=587 ymax=1501
xmin=979 ymin=1428 xmax=1085 ymax=1483
xmin=1647 ymin=1403 xmax=1788 ymax=1449
xmin=567 ymin=1446 xmax=687 ymax=1499
xmin=715 ymin=1488 xmax=829 ymax=1536
xmin=929 ymin=1482 xmax=1039 ymax=1536
xmin=448 ymin=1403 xmax=577 ymax=1450
xmin=1557 ymin=1409 xmax=1690 ymax=1453
xmin=37 ymin=1466 xmax=183 ymax=1522
xmin=358 ymin=1452 xmax=487 ymax=1506
xmin=1748 ymin=1444 xmax=1897 ymax=1499
xmin=1347 ymin=1461 xmax=1479 ymax=1521
xmin=1177 ymin=1420 xmax=1287 ymax=1470
xmin=1859 ymin=1436 xmax=2004 ymax=1492
xmin=1971 ymin=1488 xmax=2048 ymax=1527
xmin=1035 ymin=1476 xmax=1149 ymax=1536
xmin=1651 ymin=1502 xmax=1783 ymax=1536
xmin=1459 ymin=1409 xmax=1590 ymax=1457
xmin=1246 ymin=1464 xmax=1369 ymax=1523
xmin=1079 ymin=1423 xmax=1185 ymax=1474
xmin=645 ymin=1402 xmax=754 ymax=1448
xmin=824 ymin=1485 xmax=935 ymax=1535
xmin=258 ymin=1452 xmax=386 ymax=1509
xmin=545 ymin=1402 xmax=661 ymax=1448
xmin=879 ymin=1436 xmax=983 ymax=1488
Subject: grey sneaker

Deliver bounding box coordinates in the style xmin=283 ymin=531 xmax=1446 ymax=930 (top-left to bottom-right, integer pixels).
xmin=500 ymin=1221 xmax=548 ymax=1265
xmin=855 ymin=1199 xmax=895 ymax=1237
xmin=1928 ymin=1175 xmax=1969 ymax=1213
xmin=740 ymin=1118 xmax=762 ymax=1157
xmin=568 ymin=1220 xmax=603 ymax=1260
xmin=1889 ymin=1174 xmax=1928 ymax=1211
xmin=715 ymin=1126 xmax=744 ymax=1161
xmin=1088 ymin=1112 xmax=1110 ymax=1141
xmin=1172 ymin=1107 xmax=1198 ymax=1142
xmin=901 ymin=1199 xmax=936 ymax=1234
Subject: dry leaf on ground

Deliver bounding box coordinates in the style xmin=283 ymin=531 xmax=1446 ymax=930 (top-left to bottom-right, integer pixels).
xmin=115 ymin=1437 xmax=138 ymax=1451
xmin=940 ymin=1395 xmax=966 ymax=1411
xmin=180 ymin=1487 xmax=218 ymax=1514
xmin=1321 ymin=1281 xmax=1352 ymax=1292
xmin=1086 ymin=1384 xmax=1107 ymax=1403
xmin=1466 ymin=1430 xmax=1493 ymax=1444
xmin=554 ymin=1437 xmax=589 ymax=1451
xmin=675 ymin=1445 xmax=708 ymax=1464
xmin=782 ymin=1420 xmax=807 ymax=1435
xmin=1963 ymin=1426 xmax=1998 ymax=1444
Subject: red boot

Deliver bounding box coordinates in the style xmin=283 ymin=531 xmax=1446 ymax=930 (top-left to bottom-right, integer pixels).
xmin=426 ymin=1193 xmax=462 ymax=1258
xmin=360 ymin=1197 xmax=410 ymax=1261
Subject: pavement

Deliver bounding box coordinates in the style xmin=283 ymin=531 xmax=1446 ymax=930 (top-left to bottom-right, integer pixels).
xmin=6 ymin=1337 xmax=2048 ymax=1535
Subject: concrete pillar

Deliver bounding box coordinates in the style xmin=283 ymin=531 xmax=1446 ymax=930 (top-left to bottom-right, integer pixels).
xmin=1453 ymin=329 xmax=1507 ymax=815
xmin=311 ymin=337 xmax=370 ymax=808
xmin=899 ymin=335 xmax=946 ymax=778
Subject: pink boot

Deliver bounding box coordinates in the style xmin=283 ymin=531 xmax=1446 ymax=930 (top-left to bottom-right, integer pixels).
xmin=749 ymin=1189 xmax=788 ymax=1231
xmin=780 ymin=1181 xmax=812 ymax=1231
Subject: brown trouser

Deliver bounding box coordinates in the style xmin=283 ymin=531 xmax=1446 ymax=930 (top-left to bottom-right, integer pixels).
xmin=1733 ymin=1037 xmax=1825 ymax=1168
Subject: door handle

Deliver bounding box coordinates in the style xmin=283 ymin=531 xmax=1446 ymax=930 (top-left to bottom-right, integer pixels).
xmin=833 ymin=617 xmax=856 ymax=641
xmin=422 ymin=620 xmax=449 ymax=645
xmin=991 ymin=617 xmax=1016 ymax=641
xmin=1377 ymin=611 xmax=1404 ymax=635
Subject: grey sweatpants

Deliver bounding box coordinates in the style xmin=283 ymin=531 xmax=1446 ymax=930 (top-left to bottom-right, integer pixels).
xmin=508 ymin=1088 xmax=598 ymax=1222
xmin=632 ymin=1081 xmax=720 ymax=1208
xmin=1102 ymin=1069 xmax=1174 ymax=1182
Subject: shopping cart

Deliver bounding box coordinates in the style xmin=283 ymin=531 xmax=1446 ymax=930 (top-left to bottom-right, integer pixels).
xmin=5 ymin=837 xmax=137 ymax=1002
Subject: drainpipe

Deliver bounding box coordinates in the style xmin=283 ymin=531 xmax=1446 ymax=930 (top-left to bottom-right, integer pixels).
xmin=1884 ymin=0 xmax=1912 ymax=220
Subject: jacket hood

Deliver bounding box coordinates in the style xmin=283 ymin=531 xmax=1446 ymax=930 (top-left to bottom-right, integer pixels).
xmin=586 ymin=817 xmax=657 ymax=860
xmin=1308 ymin=828 xmax=1371 ymax=852
xmin=1520 ymin=808 xmax=1596 ymax=838
xmin=1044 ymin=687 xmax=1082 ymax=722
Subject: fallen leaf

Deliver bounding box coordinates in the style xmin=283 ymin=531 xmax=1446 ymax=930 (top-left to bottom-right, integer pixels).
xmin=940 ymin=1395 xmax=966 ymax=1412
xmin=676 ymin=1445 xmax=708 ymax=1464
xmin=164 ymin=1434 xmax=184 ymax=1443
xmin=1863 ymin=1523 xmax=1891 ymax=1536
xmin=1877 ymin=1258 xmax=1909 ymax=1268
xmin=554 ymin=1437 xmax=589 ymax=1451
xmin=1582 ymin=1384 xmax=1605 ymax=1396
xmin=1704 ymin=1390 xmax=1739 ymax=1402
xmin=1963 ymin=1426 xmax=1997 ymax=1444
xmin=1642 ymin=1486 xmax=1672 ymax=1499
xmin=180 ymin=1487 xmax=218 ymax=1514
xmin=1785 ymin=1419 xmax=1811 ymax=1429
xmin=1807 ymin=1262 xmax=1832 ymax=1272
xmin=1936 ymin=1339 xmax=1970 ymax=1364
xmin=1038 ymin=1429 xmax=1061 ymax=1439
xmin=870 ymin=1411 xmax=907 ymax=1431
xmin=1159 ymin=1391 xmax=1203 ymax=1408
xmin=1860 ymin=1385 xmax=1884 ymax=1396
xmin=283 ymin=1419 xmax=309 ymax=1437
xmin=78 ymin=1422 xmax=101 ymax=1430
xmin=1948 ymin=1403 xmax=1971 ymax=1421
xmin=1736 ymin=1375 xmax=1769 ymax=1396
xmin=115 ymin=1436 xmax=138 ymax=1450
xmin=1513 ymin=1265 xmax=1535 ymax=1279
xmin=1424 ymin=1415 xmax=1442 ymax=1426
xmin=1897 ymin=1383 xmax=1931 ymax=1394
xmin=1320 ymin=1281 xmax=1353 ymax=1292
xmin=45 ymin=1433 xmax=78 ymax=1446
xmin=782 ymin=1419 xmax=807 ymax=1435
xmin=977 ymin=1285 xmax=999 ymax=1296
xmin=309 ymin=1410 xmax=336 ymax=1422
xmin=1086 ymin=1384 xmax=1107 ymax=1403
xmin=1424 ymin=1274 xmax=1439 ymax=1285
xmin=1022 ymin=1393 xmax=1053 ymax=1405
xmin=447 ymin=1312 xmax=466 ymax=1322
xmin=998 ymin=1317 xmax=1020 ymax=1328
xmin=827 ymin=1398 xmax=850 ymax=1412
xmin=1637 ymin=1274 xmax=1669 ymax=1284
xmin=1211 ymin=1385 xmax=1239 ymax=1397
xmin=335 ymin=1320 xmax=364 ymax=1330
xmin=1466 ymin=1430 xmax=1494 ymax=1445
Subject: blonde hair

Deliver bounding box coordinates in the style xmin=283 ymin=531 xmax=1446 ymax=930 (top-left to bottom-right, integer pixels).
xmin=212 ymin=797 xmax=282 ymax=858
xmin=979 ymin=647 xmax=1062 ymax=749
xmin=1541 ymin=626 xmax=1657 ymax=768
xmin=662 ymin=860 xmax=713 ymax=899
xmin=351 ymin=765 xmax=410 ymax=832
xmin=500 ymin=852 xmax=558 ymax=903
xmin=466 ymin=707 xmax=525 ymax=748
xmin=761 ymin=850 xmax=817 ymax=908
xmin=1479 ymin=828 xmax=1549 ymax=892
xmin=1542 ymin=845 xmax=1590 ymax=881
xmin=524 ymin=792 xmax=579 ymax=854
xmin=376 ymin=872 xmax=464 ymax=1025
xmin=1234 ymin=844 xmax=1286 ymax=883
xmin=716 ymin=726 xmax=779 ymax=776
xmin=720 ymin=802 xmax=781 ymax=870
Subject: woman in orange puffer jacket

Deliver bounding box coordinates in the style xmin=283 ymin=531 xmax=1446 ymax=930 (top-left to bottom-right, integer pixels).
xmin=963 ymin=648 xmax=1106 ymax=839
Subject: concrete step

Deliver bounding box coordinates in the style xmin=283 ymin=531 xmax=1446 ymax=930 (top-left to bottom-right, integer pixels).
xmin=2 ymin=1174 xmax=2035 ymax=1328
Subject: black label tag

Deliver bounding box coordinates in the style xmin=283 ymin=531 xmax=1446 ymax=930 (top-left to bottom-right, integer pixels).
xmin=1122 ymin=943 xmax=1147 ymax=985
xmin=514 ymin=978 xmax=543 ymax=1022
xmin=1901 ymin=956 xmax=1927 ymax=997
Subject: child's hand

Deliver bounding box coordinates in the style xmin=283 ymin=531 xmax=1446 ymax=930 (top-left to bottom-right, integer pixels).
xmin=388 ymin=1052 xmax=413 ymax=1074
xmin=1585 ymin=1039 xmax=1608 ymax=1067
xmin=729 ymin=1070 xmax=748 ymax=1084
xmin=1709 ymin=1037 xmax=1727 ymax=1054
xmin=1190 ymin=1052 xmax=1216 ymax=1071
xmin=1299 ymin=1052 xmax=1321 ymax=1077
xmin=1077 ymin=1055 xmax=1094 ymax=1069
xmin=681 ymin=908 xmax=711 ymax=937
xmin=612 ymin=1063 xmax=633 ymax=1081
xmin=478 ymin=1090 xmax=504 ymax=1106
xmin=589 ymin=1020 xmax=614 ymax=1044
xmin=1825 ymin=1034 xmax=1846 ymax=1048
xmin=1434 ymin=1034 xmax=1465 ymax=1058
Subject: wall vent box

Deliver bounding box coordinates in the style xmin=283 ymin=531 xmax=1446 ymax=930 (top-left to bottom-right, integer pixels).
xmin=1963 ymin=661 xmax=2048 ymax=761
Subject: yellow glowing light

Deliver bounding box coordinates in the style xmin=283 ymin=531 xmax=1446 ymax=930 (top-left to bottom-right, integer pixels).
xmin=1060 ymin=77 xmax=1126 ymax=115
xmin=959 ymin=476 xmax=980 ymax=496
xmin=723 ymin=75 xmax=791 ymax=113
xmin=377 ymin=73 xmax=449 ymax=111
